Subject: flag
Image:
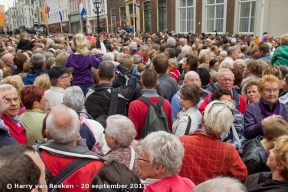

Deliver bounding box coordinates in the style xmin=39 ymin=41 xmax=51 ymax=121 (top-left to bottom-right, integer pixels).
xmin=134 ymin=0 xmax=140 ymax=7
xmin=45 ymin=1 xmax=50 ymax=18
xmin=41 ymin=8 xmax=48 ymax=26
xmin=78 ymin=0 xmax=87 ymax=20
xmin=0 ymin=5 xmax=5 ymax=27
xmin=59 ymin=10 xmax=62 ymax=22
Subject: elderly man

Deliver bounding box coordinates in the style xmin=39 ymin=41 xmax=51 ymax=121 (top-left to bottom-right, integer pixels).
xmin=38 ymin=105 xmax=104 ymax=192
xmin=134 ymin=44 xmax=149 ymax=65
xmin=2 ymin=53 xmax=17 ymax=73
xmin=171 ymin=71 xmax=210 ymax=119
xmin=22 ymin=53 xmax=46 ymax=85
xmin=45 ymin=66 xmax=73 ymax=108
xmin=199 ymin=68 xmax=247 ymax=114
xmin=129 ymin=42 xmax=138 ymax=56
xmin=219 ymin=47 xmax=239 ymax=68
xmin=0 ymin=84 xmax=27 ymax=144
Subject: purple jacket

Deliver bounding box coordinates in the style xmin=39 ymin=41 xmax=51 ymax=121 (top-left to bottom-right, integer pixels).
xmin=65 ymin=53 xmax=103 ymax=87
xmin=244 ymin=101 xmax=288 ymax=139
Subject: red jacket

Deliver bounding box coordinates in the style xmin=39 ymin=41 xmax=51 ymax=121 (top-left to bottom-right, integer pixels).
xmin=42 ymin=150 xmax=104 ymax=192
xmin=198 ymin=92 xmax=247 ymax=114
xmin=144 ymin=174 xmax=195 ymax=192
xmin=179 ymin=131 xmax=248 ymax=185
xmin=128 ymin=96 xmax=173 ymax=140
xmin=2 ymin=114 xmax=27 ymax=144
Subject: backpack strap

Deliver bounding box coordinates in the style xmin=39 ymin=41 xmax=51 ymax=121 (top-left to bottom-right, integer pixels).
xmin=108 ymin=88 xmax=118 ymax=116
xmin=184 ymin=116 xmax=192 ymax=136
xmin=53 ymin=158 xmax=94 ymax=186
xmin=138 ymin=96 xmax=164 ymax=107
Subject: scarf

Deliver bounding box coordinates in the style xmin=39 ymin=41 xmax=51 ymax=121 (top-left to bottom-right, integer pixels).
xmin=258 ymin=98 xmax=280 ymax=117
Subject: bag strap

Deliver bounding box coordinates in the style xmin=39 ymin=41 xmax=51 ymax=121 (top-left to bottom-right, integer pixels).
xmin=231 ymin=124 xmax=241 ymax=147
xmin=184 ymin=116 xmax=192 ymax=136
xmin=108 ymin=88 xmax=118 ymax=116
xmin=138 ymin=96 xmax=164 ymax=107
xmin=129 ymin=146 xmax=136 ymax=170
xmin=53 ymin=158 xmax=94 ymax=185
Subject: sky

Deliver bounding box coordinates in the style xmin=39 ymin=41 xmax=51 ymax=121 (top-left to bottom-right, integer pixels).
xmin=0 ymin=0 xmax=15 ymax=11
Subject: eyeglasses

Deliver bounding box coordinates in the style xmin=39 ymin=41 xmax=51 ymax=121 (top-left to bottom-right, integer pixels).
xmin=136 ymin=154 xmax=150 ymax=163
xmin=219 ymin=78 xmax=234 ymax=83
xmin=263 ymin=89 xmax=279 ymax=94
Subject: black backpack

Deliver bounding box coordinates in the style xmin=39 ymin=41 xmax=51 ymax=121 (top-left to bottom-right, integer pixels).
xmin=138 ymin=96 xmax=170 ymax=139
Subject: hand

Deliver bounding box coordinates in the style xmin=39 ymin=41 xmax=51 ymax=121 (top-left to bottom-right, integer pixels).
xmin=99 ymin=36 xmax=105 ymax=43
xmin=261 ymin=114 xmax=283 ymax=127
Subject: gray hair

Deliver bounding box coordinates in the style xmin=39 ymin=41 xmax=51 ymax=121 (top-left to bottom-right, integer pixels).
xmin=181 ymin=45 xmax=191 ymax=55
xmin=217 ymin=68 xmax=234 ymax=80
xmin=192 ymin=177 xmax=246 ymax=192
xmin=219 ymin=50 xmax=227 ymax=57
xmin=63 ymin=86 xmax=85 ymax=111
xmin=203 ymin=101 xmax=234 ymax=136
xmin=102 ymin=52 xmax=115 ymax=61
xmin=141 ymin=131 xmax=184 ymax=176
xmin=106 ymin=115 xmax=136 ymax=147
xmin=227 ymin=47 xmax=238 ymax=56
xmin=7 ymin=46 xmax=15 ymax=53
xmin=46 ymin=38 xmax=54 ymax=45
xmin=46 ymin=105 xmax=80 ymax=144
xmin=133 ymin=54 xmax=142 ymax=64
xmin=30 ymin=53 xmax=46 ymax=68
xmin=129 ymin=42 xmax=138 ymax=50
xmin=140 ymin=44 xmax=149 ymax=50
xmin=33 ymin=48 xmax=44 ymax=54
xmin=0 ymin=84 xmax=17 ymax=93
xmin=167 ymin=37 xmax=176 ymax=47
xmin=43 ymin=51 xmax=55 ymax=61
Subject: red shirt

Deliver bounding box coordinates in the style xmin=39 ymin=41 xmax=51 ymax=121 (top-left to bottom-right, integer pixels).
xmin=128 ymin=97 xmax=173 ymax=140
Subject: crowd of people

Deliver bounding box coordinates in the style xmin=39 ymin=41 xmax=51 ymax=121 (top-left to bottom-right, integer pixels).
xmin=0 ymin=29 xmax=288 ymax=192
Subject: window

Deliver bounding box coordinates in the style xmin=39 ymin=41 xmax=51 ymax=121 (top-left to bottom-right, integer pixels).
xmin=120 ymin=7 xmax=126 ymax=27
xmin=238 ymin=0 xmax=256 ymax=33
xmin=179 ymin=0 xmax=194 ymax=33
xmin=111 ymin=9 xmax=116 ymax=33
xmin=158 ymin=0 xmax=166 ymax=32
xmin=206 ymin=0 xmax=224 ymax=32
xmin=144 ymin=2 xmax=151 ymax=33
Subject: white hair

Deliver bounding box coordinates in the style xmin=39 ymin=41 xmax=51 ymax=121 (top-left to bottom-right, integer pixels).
xmin=102 ymin=52 xmax=115 ymax=61
xmin=129 ymin=42 xmax=138 ymax=50
xmin=46 ymin=105 xmax=80 ymax=144
xmin=192 ymin=177 xmax=246 ymax=192
xmin=141 ymin=131 xmax=184 ymax=176
xmin=105 ymin=115 xmax=136 ymax=147
xmin=140 ymin=44 xmax=149 ymax=50
xmin=203 ymin=101 xmax=234 ymax=136
xmin=0 ymin=84 xmax=17 ymax=93
xmin=63 ymin=86 xmax=85 ymax=111
xmin=219 ymin=50 xmax=227 ymax=57
xmin=167 ymin=37 xmax=176 ymax=47
xmin=46 ymin=38 xmax=54 ymax=45
xmin=217 ymin=68 xmax=234 ymax=80
xmin=181 ymin=45 xmax=191 ymax=55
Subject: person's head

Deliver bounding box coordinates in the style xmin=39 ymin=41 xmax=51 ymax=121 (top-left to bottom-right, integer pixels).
xmin=227 ymin=47 xmax=238 ymax=60
xmin=263 ymin=118 xmax=288 ymax=142
xmin=209 ymin=59 xmax=219 ymax=72
xmin=244 ymin=59 xmax=262 ymax=77
xmin=138 ymin=131 xmax=184 ymax=179
xmin=217 ymin=68 xmax=235 ymax=90
xmin=30 ymin=53 xmax=46 ymax=69
xmin=133 ymin=54 xmax=142 ymax=64
xmin=192 ymin=177 xmax=246 ymax=192
xmin=48 ymin=66 xmax=73 ymax=88
xmin=139 ymin=44 xmax=149 ymax=56
xmin=1 ymin=75 xmax=24 ymax=100
xmin=198 ymin=52 xmax=210 ymax=64
xmin=280 ymin=33 xmax=288 ymax=45
xmin=73 ymin=33 xmax=90 ymax=56
xmin=152 ymin=54 xmax=168 ymax=74
xmin=21 ymin=86 xmax=46 ymax=111
xmin=244 ymin=80 xmax=260 ymax=103
xmin=13 ymin=53 xmax=28 ymax=70
xmin=122 ymin=46 xmax=130 ymax=54
xmin=197 ymin=68 xmax=210 ymax=87
xmin=97 ymin=61 xmax=116 ymax=82
xmin=211 ymin=88 xmax=232 ymax=102
xmin=54 ymin=51 xmax=69 ymax=66
xmin=167 ymin=58 xmax=178 ymax=72
xmin=90 ymin=160 xmax=142 ymax=192
xmin=258 ymin=43 xmax=270 ymax=56
xmin=63 ymin=86 xmax=85 ymax=111
xmin=167 ymin=37 xmax=176 ymax=47
xmin=164 ymin=48 xmax=176 ymax=59
xmin=184 ymin=71 xmax=201 ymax=87
xmin=140 ymin=69 xmax=158 ymax=89
xmin=282 ymin=74 xmax=288 ymax=91
xmin=202 ymin=101 xmax=234 ymax=136
xmin=33 ymin=74 xmax=51 ymax=91
xmin=266 ymin=135 xmax=288 ymax=180
xmin=2 ymin=53 xmax=14 ymax=66
xmin=180 ymin=84 xmax=203 ymax=109
xmin=231 ymin=65 xmax=243 ymax=87
xmin=129 ymin=42 xmax=138 ymax=51
xmin=181 ymin=45 xmax=193 ymax=56
xmin=0 ymin=84 xmax=20 ymax=118
xmin=0 ymin=144 xmax=47 ymax=192
xmin=262 ymin=65 xmax=282 ymax=80
xmin=258 ymin=75 xmax=281 ymax=106
xmin=182 ymin=55 xmax=198 ymax=72
xmin=43 ymin=51 xmax=54 ymax=61
xmin=105 ymin=115 xmax=136 ymax=149
xmin=45 ymin=105 xmax=80 ymax=145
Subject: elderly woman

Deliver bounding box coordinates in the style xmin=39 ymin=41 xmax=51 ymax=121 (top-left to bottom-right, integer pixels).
xmin=244 ymin=75 xmax=288 ymax=140
xmin=104 ymin=115 xmax=141 ymax=178
xmin=179 ymin=101 xmax=248 ymax=185
xmin=172 ymin=84 xmax=203 ymax=136
xmin=138 ymin=131 xmax=195 ymax=191
xmin=244 ymin=80 xmax=261 ymax=104
xmin=245 ymin=135 xmax=288 ymax=191
xmin=63 ymin=86 xmax=109 ymax=155
xmin=19 ymin=86 xmax=46 ymax=145
xmin=65 ymin=33 xmax=102 ymax=93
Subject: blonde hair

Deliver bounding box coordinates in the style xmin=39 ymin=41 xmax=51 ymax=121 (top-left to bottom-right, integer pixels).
xmin=73 ymin=33 xmax=90 ymax=56
xmin=258 ymin=74 xmax=281 ymax=93
xmin=33 ymin=74 xmax=51 ymax=91
xmin=280 ymin=33 xmax=288 ymax=45
xmin=274 ymin=135 xmax=288 ymax=180
xmin=55 ymin=52 xmax=69 ymax=66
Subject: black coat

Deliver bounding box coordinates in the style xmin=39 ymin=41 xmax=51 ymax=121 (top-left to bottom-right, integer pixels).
xmin=17 ymin=39 xmax=33 ymax=51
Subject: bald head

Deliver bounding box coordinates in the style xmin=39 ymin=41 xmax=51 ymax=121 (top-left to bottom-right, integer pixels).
xmin=2 ymin=53 xmax=14 ymax=66
xmin=184 ymin=71 xmax=201 ymax=87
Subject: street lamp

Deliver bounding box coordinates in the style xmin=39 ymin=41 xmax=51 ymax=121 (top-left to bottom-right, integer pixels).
xmin=92 ymin=0 xmax=102 ymax=33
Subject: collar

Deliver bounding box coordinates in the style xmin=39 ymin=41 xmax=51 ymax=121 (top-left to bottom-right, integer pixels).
xmin=183 ymin=106 xmax=198 ymax=114
xmin=141 ymin=89 xmax=159 ymax=97
xmin=49 ymin=86 xmax=65 ymax=93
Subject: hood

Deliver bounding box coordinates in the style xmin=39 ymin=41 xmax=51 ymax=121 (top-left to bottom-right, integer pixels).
xmin=280 ymin=45 xmax=288 ymax=59
xmin=67 ymin=54 xmax=91 ymax=70
xmin=19 ymin=39 xmax=30 ymax=45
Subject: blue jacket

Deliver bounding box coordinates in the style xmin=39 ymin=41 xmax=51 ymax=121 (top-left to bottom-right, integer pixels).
xmin=22 ymin=68 xmax=46 ymax=86
xmin=0 ymin=118 xmax=17 ymax=147
xmin=257 ymin=54 xmax=272 ymax=62
xmin=244 ymin=100 xmax=288 ymax=139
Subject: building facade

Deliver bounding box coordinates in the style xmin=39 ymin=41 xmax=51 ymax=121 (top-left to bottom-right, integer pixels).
xmin=47 ymin=0 xmax=69 ymax=33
